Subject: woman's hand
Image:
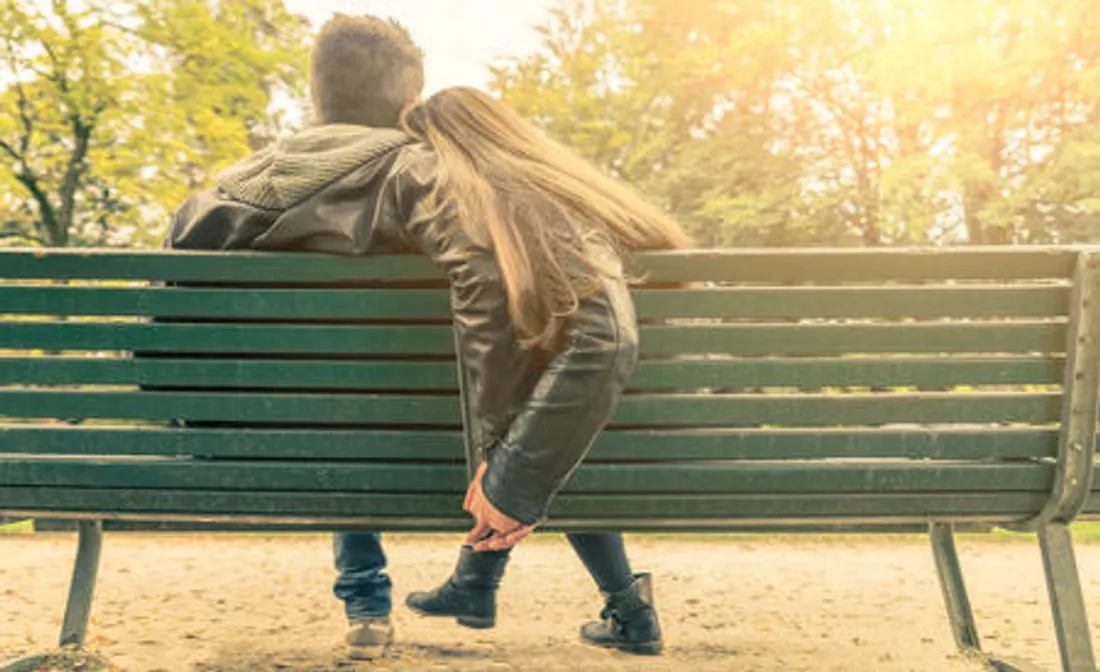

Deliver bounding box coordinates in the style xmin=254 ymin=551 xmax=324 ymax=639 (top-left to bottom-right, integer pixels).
xmin=464 ymin=463 xmax=537 ymax=551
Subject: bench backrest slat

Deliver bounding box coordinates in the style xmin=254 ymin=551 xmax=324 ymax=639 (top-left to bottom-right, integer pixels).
xmin=0 ymin=284 xmax=1070 ymax=320
xmin=0 ymin=246 xmax=1087 ymax=527
xmin=0 ymin=247 xmax=1076 ymax=282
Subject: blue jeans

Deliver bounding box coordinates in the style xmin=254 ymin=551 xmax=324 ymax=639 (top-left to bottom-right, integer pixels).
xmin=333 ymin=532 xmax=392 ymax=620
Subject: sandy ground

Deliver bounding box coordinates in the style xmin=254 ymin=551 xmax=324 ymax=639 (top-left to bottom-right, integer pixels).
xmin=2 ymin=533 xmax=1098 ymax=671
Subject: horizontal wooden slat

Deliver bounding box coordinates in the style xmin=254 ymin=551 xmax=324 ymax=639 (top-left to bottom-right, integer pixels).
xmin=554 ymin=492 xmax=1047 ymax=521
xmin=0 ymin=322 xmax=456 ymax=355
xmin=0 ymin=286 xmax=452 ymax=320
xmin=0 ymin=459 xmax=470 ymax=492
xmin=630 ymin=357 xmax=1064 ymax=388
xmin=0 ymin=391 xmax=462 ymax=425
xmin=0 ymin=487 xmax=1049 ymax=523
xmin=0 ymin=426 xmax=1060 ymax=461
xmin=594 ymin=428 xmax=1061 ymax=461
xmin=0 ymin=321 xmax=1068 ymax=356
xmin=0 ymin=247 xmax=1078 ymax=282
xmin=634 ymin=285 xmax=1069 ymax=319
xmin=0 ymin=356 xmax=1063 ymax=390
xmin=1078 ymin=499 xmax=1100 ymax=516
xmin=0 ymin=250 xmax=442 ymax=282
xmin=43 ymin=520 xmax=996 ymax=534
xmin=641 ymin=322 xmax=1066 ymax=356
xmin=0 ymin=460 xmax=1053 ymax=493
xmin=612 ymin=392 xmax=1061 ymax=426
xmin=0 ymin=357 xmax=460 ymax=390
xmin=0 ymin=390 xmax=1061 ymax=426
xmin=1 ymin=284 xmax=1069 ymax=320
xmin=633 ymin=247 xmax=1077 ymax=282
xmin=570 ymin=463 xmax=1054 ymax=494
xmin=0 ymin=426 xmax=466 ymax=459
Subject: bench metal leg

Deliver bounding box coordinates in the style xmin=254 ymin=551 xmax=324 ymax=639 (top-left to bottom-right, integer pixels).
xmin=1 ymin=521 xmax=104 ymax=671
xmin=930 ymin=523 xmax=1045 ymax=672
xmin=1038 ymin=522 xmax=1096 ymax=672
xmin=59 ymin=520 xmax=103 ymax=648
xmin=930 ymin=522 xmax=982 ymax=652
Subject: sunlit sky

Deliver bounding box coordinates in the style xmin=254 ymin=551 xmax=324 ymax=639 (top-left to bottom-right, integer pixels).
xmin=283 ymin=0 xmax=556 ymax=93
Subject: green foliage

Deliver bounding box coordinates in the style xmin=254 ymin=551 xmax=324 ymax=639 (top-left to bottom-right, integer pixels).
xmin=0 ymin=519 xmax=33 ymax=533
xmin=493 ymin=0 xmax=1100 ymax=246
xmin=0 ymin=0 xmax=310 ymax=248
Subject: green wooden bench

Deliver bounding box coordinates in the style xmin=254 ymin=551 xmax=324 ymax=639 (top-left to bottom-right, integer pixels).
xmin=1 ymin=246 xmax=1097 ymax=671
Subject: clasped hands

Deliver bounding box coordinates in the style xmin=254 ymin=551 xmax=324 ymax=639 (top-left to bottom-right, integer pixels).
xmin=464 ymin=463 xmax=537 ymax=551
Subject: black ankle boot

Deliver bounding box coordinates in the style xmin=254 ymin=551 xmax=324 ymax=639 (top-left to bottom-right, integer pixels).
xmin=580 ymin=573 xmax=663 ymax=655
xmin=405 ymin=545 xmax=510 ymax=629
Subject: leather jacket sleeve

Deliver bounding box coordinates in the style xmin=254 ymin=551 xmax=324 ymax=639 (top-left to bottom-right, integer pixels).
xmin=479 ymin=278 xmax=640 ymax=526
xmin=167 ymin=189 xmax=280 ymax=251
xmin=388 ymin=147 xmax=540 ymax=458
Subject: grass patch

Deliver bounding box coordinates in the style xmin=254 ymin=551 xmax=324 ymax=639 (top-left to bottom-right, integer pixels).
xmin=1073 ymin=521 xmax=1100 ymax=543
xmin=0 ymin=520 xmax=34 ymax=534
xmin=986 ymin=521 xmax=1100 ymax=544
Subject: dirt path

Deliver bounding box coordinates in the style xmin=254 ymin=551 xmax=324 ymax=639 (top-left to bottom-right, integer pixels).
xmin=2 ymin=533 xmax=1097 ymax=671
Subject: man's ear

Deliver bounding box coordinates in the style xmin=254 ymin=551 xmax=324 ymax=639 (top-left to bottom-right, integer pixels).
xmin=399 ymin=96 xmax=420 ymax=128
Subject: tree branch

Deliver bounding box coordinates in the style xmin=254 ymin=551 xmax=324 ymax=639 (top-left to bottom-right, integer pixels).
xmin=13 ymin=170 xmax=60 ymax=245
xmin=0 ymin=137 xmax=23 ymax=163
xmin=0 ymin=231 xmax=48 ymax=246
xmin=56 ymin=117 xmax=92 ymax=246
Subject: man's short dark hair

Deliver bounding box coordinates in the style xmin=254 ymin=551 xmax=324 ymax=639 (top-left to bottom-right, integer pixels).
xmin=311 ymin=14 xmax=425 ymax=128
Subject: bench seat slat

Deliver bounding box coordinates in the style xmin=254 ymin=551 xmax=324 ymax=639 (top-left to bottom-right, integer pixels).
xmin=0 ymin=459 xmax=1056 ymax=494
xmin=0 ymin=390 xmax=1062 ymax=425
xmin=0 ymin=486 xmax=1053 ymax=523
xmin=0 ymin=426 xmax=1060 ymax=461
xmin=0 ymin=285 xmax=1069 ymax=320
xmin=0 ymin=321 xmax=1068 ymax=356
xmin=0 ymin=356 xmax=1064 ymax=390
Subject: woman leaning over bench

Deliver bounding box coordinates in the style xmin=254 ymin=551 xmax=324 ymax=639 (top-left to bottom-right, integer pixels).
xmin=393 ymin=87 xmax=692 ymax=655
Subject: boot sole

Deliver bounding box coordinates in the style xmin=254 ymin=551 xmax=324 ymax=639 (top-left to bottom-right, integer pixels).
xmin=456 ymin=615 xmax=495 ymax=629
xmin=406 ymin=604 xmax=495 ymax=629
xmin=584 ymin=638 xmax=663 ymax=656
xmin=347 ymin=644 xmax=390 ymax=661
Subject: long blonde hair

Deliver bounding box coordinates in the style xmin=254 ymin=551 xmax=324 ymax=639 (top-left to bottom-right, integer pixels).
xmin=402 ymin=87 xmax=691 ymax=350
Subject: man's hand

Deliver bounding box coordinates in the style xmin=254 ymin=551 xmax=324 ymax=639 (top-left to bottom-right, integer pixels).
xmin=464 ymin=463 xmax=537 ymax=551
